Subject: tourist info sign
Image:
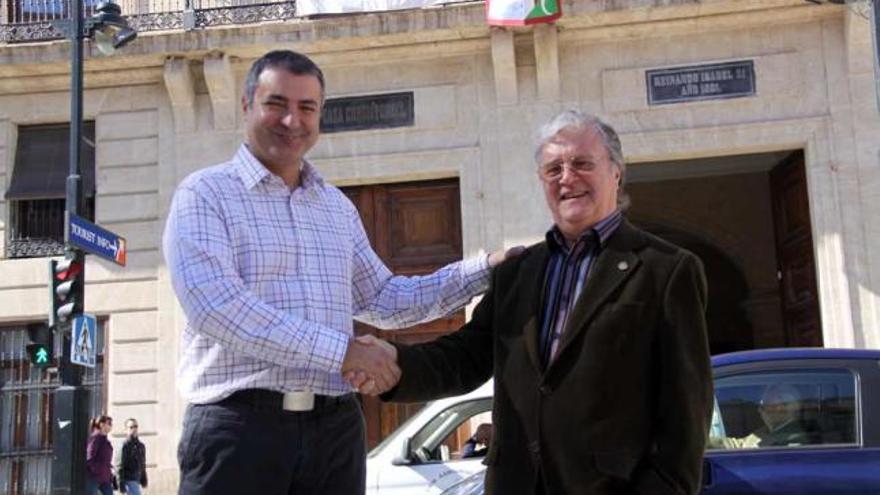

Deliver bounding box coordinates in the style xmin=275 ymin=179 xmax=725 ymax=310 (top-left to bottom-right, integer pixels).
xmin=71 ymin=314 xmax=97 ymax=368
xmin=66 ymin=212 xmax=127 ymax=266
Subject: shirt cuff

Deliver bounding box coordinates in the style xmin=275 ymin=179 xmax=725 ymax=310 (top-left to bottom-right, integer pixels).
xmin=460 ymin=252 xmax=492 ymax=292
xmin=303 ymin=323 xmax=352 ymax=374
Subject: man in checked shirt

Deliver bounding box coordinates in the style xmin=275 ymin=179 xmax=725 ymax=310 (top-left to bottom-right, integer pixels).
xmin=163 ymin=50 xmax=514 ymax=494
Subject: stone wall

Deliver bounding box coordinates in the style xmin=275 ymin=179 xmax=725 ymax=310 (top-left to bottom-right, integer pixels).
xmin=0 ymin=82 xmax=168 ymax=479
xmin=1 ymin=0 xmax=879 ymax=492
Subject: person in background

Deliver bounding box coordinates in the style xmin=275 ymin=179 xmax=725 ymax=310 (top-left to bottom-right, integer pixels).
xmin=86 ymin=415 xmax=114 ymax=495
xmin=115 ymin=418 xmax=148 ymax=494
xmin=712 ymin=384 xmax=813 ymax=449
xmin=461 ymin=423 xmax=493 ymax=458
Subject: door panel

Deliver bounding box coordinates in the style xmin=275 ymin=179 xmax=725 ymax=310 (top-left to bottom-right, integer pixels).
xmin=384 ymin=184 xmax=462 ymax=270
xmin=343 ymin=178 xmax=465 ymax=449
xmin=704 ymin=449 xmax=879 ymax=494
xmin=770 ymin=152 xmax=822 ymax=347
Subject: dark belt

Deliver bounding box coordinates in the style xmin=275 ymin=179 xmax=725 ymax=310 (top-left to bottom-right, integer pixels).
xmin=220 ymin=389 xmax=354 ymax=412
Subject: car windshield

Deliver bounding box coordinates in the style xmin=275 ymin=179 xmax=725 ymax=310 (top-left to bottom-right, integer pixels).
xmin=368 ymin=381 xmax=493 ymax=459
xmin=410 ymin=398 xmax=492 ymax=456
xmin=367 ymin=404 xmax=426 ymax=459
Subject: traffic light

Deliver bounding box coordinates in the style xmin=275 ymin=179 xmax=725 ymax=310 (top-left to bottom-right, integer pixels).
xmin=26 ymin=322 xmax=53 ymax=367
xmin=50 ymin=255 xmax=85 ymax=327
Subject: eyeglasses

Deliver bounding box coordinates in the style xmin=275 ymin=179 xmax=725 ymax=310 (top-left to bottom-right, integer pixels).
xmin=128 ymin=424 xmax=138 ymax=429
xmin=538 ymin=159 xmax=598 ymax=182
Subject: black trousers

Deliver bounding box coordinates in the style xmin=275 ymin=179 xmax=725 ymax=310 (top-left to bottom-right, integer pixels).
xmin=177 ymin=391 xmax=366 ymax=495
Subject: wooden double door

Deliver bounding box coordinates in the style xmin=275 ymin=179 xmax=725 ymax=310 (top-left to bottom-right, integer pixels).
xmin=343 ymin=178 xmax=465 ymax=449
xmin=770 ymin=151 xmax=822 ymax=347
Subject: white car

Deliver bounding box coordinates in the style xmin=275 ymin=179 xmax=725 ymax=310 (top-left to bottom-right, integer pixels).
xmin=366 ymin=380 xmax=493 ymax=495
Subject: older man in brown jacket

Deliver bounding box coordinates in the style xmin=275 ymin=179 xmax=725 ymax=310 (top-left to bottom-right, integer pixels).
xmin=365 ymin=110 xmax=713 ymax=495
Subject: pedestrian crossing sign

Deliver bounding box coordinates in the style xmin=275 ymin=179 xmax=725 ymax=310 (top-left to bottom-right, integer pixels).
xmin=71 ymin=314 xmax=97 ymax=368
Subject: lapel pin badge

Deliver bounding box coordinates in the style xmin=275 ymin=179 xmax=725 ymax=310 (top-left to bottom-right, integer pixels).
xmin=617 ymin=260 xmax=629 ymax=271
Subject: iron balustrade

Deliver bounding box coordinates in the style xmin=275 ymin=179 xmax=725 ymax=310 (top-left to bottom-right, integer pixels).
xmin=1 ymin=0 xmax=298 ymax=41
xmin=7 ymin=199 xmax=66 ymax=260
xmin=6 ymin=198 xmax=95 ymax=259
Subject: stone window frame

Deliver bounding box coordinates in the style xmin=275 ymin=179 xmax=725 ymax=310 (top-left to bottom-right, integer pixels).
xmin=4 ymin=122 xmax=96 ymax=259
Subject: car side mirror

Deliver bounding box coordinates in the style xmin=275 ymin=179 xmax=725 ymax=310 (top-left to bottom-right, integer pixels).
xmin=392 ymin=437 xmax=413 ymax=466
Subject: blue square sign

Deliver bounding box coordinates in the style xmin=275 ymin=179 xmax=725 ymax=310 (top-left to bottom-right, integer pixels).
xmin=71 ymin=314 xmax=97 ymax=368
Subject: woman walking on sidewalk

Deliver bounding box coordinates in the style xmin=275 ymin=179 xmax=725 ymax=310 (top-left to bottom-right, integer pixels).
xmin=86 ymin=415 xmax=114 ymax=495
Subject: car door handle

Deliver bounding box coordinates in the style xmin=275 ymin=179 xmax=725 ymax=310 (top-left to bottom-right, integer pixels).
xmin=702 ymin=459 xmax=714 ymax=489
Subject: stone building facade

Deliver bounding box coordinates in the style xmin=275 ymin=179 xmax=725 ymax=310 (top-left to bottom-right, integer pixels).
xmin=1 ymin=0 xmax=878 ymax=491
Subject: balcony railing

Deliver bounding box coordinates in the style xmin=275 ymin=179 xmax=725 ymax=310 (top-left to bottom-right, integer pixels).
xmin=6 ymin=197 xmax=95 ymax=259
xmin=1 ymin=0 xmax=297 ymax=42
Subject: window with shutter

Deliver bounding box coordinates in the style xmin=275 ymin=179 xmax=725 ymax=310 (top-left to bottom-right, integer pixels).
xmin=4 ymin=122 xmax=95 ymax=259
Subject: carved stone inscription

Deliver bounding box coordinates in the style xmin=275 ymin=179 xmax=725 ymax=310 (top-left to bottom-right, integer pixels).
xmin=647 ymin=61 xmax=755 ymax=105
xmin=321 ymin=92 xmax=414 ymax=133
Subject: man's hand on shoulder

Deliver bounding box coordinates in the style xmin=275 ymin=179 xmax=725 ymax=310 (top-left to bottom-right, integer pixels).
xmin=487 ymin=245 xmax=526 ymax=268
xmin=342 ymin=334 xmax=399 ymax=396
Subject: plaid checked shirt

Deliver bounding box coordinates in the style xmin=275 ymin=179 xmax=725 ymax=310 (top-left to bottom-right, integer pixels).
xmin=163 ymin=145 xmax=492 ymax=403
xmin=539 ymin=210 xmax=623 ymax=366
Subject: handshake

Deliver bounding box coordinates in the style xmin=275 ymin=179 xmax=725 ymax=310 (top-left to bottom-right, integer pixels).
xmin=339 ymin=246 xmax=525 ymax=396
xmin=341 ymin=334 xmax=400 ymax=396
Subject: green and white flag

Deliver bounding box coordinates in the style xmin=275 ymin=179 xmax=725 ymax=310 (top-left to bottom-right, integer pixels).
xmin=487 ymin=0 xmax=561 ymax=26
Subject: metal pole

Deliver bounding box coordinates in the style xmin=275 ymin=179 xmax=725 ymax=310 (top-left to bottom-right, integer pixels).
xmin=52 ymin=0 xmax=90 ymax=492
xmin=873 ymin=0 xmax=879 ymax=111
xmin=68 ymin=0 xmax=83 ymax=221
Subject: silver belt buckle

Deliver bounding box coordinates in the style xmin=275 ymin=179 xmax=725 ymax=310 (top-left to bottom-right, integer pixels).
xmin=282 ymin=390 xmax=314 ymax=412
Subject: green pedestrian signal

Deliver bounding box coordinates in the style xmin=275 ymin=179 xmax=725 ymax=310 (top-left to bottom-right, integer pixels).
xmin=25 ymin=323 xmax=54 ymax=368
xmin=36 ymin=347 xmax=49 ymax=363
xmin=27 ymin=343 xmax=52 ymax=367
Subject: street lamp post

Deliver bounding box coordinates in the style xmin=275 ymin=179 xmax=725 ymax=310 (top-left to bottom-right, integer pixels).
xmin=52 ymin=2 xmax=136 ymax=493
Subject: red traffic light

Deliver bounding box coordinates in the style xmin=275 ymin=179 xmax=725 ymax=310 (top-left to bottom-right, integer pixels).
xmin=49 ymin=256 xmax=85 ymax=326
xmin=54 ymin=259 xmax=83 ymax=280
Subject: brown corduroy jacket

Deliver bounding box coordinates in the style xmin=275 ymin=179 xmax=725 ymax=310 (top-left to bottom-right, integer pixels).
xmin=384 ymin=220 xmax=713 ymax=495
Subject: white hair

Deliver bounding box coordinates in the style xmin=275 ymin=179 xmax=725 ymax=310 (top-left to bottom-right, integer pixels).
xmin=534 ymin=109 xmax=630 ymax=210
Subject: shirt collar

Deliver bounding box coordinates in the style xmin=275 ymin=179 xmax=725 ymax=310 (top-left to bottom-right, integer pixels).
xmin=234 ymin=144 xmax=325 ymax=191
xmin=299 ymin=158 xmax=325 ymax=189
xmin=546 ymin=209 xmax=623 ymax=254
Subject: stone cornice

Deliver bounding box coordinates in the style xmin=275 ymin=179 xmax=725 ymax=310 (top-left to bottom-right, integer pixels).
xmin=0 ymin=0 xmax=840 ymax=89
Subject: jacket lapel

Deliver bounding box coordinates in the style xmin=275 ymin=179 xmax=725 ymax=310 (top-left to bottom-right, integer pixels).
xmin=550 ymin=221 xmax=645 ymax=368
xmin=519 ymin=244 xmax=550 ymax=374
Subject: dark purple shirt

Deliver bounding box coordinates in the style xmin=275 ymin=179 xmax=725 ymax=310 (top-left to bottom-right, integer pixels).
xmin=86 ymin=432 xmax=114 ymax=483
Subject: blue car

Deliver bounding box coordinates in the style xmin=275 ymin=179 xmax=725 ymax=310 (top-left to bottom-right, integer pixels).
xmin=441 ymin=348 xmax=880 ymax=495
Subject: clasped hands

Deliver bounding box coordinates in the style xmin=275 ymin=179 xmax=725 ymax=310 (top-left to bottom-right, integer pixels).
xmin=341 ymin=246 xmax=525 ymax=396
xmin=341 ymin=334 xmax=399 ymax=396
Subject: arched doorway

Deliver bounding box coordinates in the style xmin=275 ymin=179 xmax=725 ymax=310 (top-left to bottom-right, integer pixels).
xmin=627 ymin=149 xmax=822 ymax=353
xmin=639 ymin=224 xmax=754 ymax=355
